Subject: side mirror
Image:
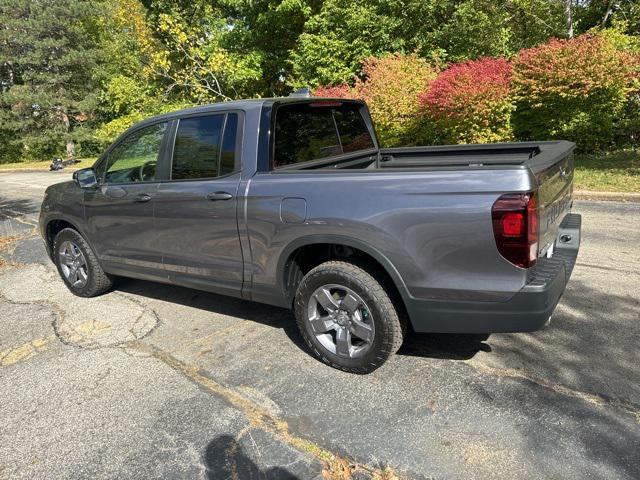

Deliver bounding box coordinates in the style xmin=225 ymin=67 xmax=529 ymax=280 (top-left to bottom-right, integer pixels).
xmin=73 ymin=167 xmax=98 ymax=188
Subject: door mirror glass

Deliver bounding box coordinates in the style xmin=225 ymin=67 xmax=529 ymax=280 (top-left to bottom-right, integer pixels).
xmin=73 ymin=168 xmax=98 ymax=188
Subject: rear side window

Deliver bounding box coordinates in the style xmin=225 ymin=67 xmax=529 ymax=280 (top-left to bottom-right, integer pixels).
xmin=220 ymin=113 xmax=237 ymax=176
xmin=171 ymin=114 xmax=238 ymax=180
xmin=273 ymin=102 xmax=374 ymax=168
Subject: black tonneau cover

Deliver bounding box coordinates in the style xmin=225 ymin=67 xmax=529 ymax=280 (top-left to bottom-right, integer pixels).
xmin=378 ymin=141 xmax=575 ymax=172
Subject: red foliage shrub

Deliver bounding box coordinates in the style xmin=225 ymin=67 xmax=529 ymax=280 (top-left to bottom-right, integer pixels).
xmin=512 ymin=33 xmax=636 ymax=150
xmin=313 ymin=84 xmax=352 ymax=98
xmin=419 ymin=57 xmax=514 ymax=144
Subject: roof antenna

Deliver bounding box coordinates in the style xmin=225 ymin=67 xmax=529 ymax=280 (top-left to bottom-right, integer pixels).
xmin=289 ymin=87 xmax=310 ymax=98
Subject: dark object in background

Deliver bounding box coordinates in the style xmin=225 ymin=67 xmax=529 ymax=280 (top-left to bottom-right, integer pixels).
xmin=49 ymin=158 xmax=64 ymax=171
xmin=49 ymin=158 xmax=80 ymax=171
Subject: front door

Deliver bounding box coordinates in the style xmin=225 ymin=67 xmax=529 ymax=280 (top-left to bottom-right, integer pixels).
xmin=153 ymin=112 xmax=244 ymax=297
xmin=84 ymin=121 xmax=169 ymax=275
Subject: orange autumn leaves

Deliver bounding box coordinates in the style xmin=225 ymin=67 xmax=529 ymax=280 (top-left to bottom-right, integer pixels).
xmin=315 ymin=32 xmax=639 ymax=150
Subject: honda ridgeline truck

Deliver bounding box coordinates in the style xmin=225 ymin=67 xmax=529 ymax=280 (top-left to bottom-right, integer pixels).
xmin=39 ymin=96 xmax=581 ymax=373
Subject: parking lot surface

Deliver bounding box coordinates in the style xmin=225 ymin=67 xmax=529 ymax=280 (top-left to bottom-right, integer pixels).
xmin=1 ymin=171 xmax=639 ymax=479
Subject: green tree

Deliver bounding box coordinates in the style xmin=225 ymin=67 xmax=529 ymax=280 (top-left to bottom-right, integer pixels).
xmin=217 ymin=0 xmax=321 ymax=96
xmin=290 ymin=0 xmax=406 ymax=87
xmin=141 ymin=0 xmax=263 ymax=102
xmin=0 ymin=0 xmax=106 ymax=161
xmin=289 ymin=0 xmax=570 ymax=88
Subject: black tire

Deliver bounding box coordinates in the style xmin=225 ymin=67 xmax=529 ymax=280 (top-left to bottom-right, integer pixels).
xmin=53 ymin=228 xmax=113 ymax=297
xmin=294 ymin=260 xmax=406 ymax=374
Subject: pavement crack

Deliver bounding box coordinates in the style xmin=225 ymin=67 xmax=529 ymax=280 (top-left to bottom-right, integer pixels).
xmin=468 ymin=361 xmax=640 ymax=423
xmin=123 ymin=341 xmax=403 ymax=479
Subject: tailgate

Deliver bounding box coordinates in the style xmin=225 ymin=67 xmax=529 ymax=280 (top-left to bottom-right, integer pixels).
xmin=529 ymin=142 xmax=575 ymax=255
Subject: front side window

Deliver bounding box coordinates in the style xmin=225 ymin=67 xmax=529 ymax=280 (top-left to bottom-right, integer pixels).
xmin=103 ymin=122 xmax=167 ymax=184
xmin=273 ymin=102 xmax=375 ymax=168
xmin=172 ymin=114 xmax=229 ymax=180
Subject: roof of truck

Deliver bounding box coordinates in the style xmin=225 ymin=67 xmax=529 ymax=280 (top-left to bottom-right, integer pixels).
xmin=140 ymin=96 xmax=362 ymax=125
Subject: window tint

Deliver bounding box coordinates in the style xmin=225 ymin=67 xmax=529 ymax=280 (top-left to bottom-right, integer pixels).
xmin=172 ymin=115 xmax=225 ymax=180
xmin=103 ymin=122 xmax=167 ymax=184
xmin=220 ymin=113 xmax=238 ymax=176
xmin=334 ymin=107 xmax=375 ymax=153
xmin=273 ymin=102 xmax=374 ymax=168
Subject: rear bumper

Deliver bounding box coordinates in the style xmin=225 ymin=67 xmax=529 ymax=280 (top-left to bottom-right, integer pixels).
xmin=406 ymin=213 xmax=581 ymax=333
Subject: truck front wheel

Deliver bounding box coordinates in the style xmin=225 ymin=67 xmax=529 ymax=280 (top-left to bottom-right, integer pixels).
xmin=53 ymin=228 xmax=113 ymax=298
xmin=294 ymin=260 xmax=406 ymax=373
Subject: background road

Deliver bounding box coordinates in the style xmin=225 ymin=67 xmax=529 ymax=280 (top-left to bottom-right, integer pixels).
xmin=1 ymin=171 xmax=639 ymax=479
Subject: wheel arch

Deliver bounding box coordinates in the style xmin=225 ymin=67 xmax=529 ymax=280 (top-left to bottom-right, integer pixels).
xmin=44 ymin=218 xmax=85 ymax=258
xmin=277 ymin=235 xmax=410 ymax=309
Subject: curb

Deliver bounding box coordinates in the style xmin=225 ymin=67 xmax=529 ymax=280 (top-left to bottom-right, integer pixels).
xmin=574 ymin=190 xmax=640 ymax=203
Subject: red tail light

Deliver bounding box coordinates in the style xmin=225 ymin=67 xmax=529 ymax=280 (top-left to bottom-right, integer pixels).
xmin=492 ymin=193 xmax=538 ymax=268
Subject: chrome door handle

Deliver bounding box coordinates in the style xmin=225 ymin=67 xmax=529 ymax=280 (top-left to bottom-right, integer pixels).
xmin=206 ymin=191 xmax=233 ymax=201
xmin=134 ymin=193 xmax=152 ymax=203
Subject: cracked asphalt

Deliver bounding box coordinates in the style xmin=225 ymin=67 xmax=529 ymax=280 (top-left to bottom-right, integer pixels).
xmin=1 ymin=171 xmax=639 ymax=480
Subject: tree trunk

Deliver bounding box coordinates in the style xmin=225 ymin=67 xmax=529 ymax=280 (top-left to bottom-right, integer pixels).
xmin=564 ymin=0 xmax=574 ymax=38
xmin=602 ymin=1 xmax=615 ymax=27
xmin=66 ymin=140 xmax=76 ymax=159
xmin=59 ymin=109 xmax=75 ymax=159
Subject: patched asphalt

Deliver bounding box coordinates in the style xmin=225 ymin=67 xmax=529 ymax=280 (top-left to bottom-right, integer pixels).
xmin=1 ymin=171 xmax=639 ymax=479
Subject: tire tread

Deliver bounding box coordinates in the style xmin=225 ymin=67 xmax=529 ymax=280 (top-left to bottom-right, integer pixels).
xmin=294 ymin=259 xmax=406 ymax=374
xmin=53 ymin=228 xmax=113 ymax=297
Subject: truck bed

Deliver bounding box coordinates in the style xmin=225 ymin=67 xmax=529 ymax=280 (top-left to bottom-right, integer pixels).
xmin=309 ymin=140 xmax=575 ymax=260
xmin=377 ymin=140 xmax=576 ymax=258
xmin=377 ymin=141 xmax=575 ymax=174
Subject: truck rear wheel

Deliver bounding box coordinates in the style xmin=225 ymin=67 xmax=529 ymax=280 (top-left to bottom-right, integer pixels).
xmin=294 ymin=260 xmax=405 ymax=373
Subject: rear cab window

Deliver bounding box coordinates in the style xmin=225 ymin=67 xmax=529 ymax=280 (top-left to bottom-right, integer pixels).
xmin=272 ymin=101 xmax=375 ymax=169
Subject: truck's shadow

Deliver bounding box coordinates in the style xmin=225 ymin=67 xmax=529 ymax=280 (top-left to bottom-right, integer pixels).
xmin=397 ymin=332 xmax=491 ymax=360
xmin=203 ymin=434 xmax=303 ymax=480
xmin=115 ymin=277 xmax=488 ymax=361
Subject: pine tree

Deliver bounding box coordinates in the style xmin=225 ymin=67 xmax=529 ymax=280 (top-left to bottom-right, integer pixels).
xmin=0 ymin=0 xmax=105 ymax=161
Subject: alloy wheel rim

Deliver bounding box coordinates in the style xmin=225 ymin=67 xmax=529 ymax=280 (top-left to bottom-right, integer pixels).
xmin=306 ymin=284 xmax=375 ymax=358
xmin=58 ymin=241 xmax=89 ymax=288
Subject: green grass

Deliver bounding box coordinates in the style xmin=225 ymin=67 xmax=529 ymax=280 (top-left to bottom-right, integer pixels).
xmin=574 ymin=149 xmax=640 ymax=193
xmin=0 ymin=157 xmax=96 ymax=172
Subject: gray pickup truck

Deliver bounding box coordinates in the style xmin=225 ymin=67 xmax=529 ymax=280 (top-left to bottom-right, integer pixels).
xmin=39 ymin=96 xmax=581 ymax=373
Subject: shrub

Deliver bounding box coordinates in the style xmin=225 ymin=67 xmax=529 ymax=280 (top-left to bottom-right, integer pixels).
xmin=512 ymin=33 xmax=635 ymax=151
xmin=354 ymin=53 xmax=438 ymax=146
xmin=314 ymin=53 xmax=437 ymax=147
xmin=419 ymin=57 xmax=513 ymax=144
xmin=313 ymin=84 xmax=353 ymax=99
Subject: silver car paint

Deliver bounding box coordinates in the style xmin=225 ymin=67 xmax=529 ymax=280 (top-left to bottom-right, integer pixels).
xmin=39 ymin=98 xmax=572 ymax=334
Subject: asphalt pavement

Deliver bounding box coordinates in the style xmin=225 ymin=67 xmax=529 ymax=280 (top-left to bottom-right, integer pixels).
xmin=1 ymin=170 xmax=639 ymax=479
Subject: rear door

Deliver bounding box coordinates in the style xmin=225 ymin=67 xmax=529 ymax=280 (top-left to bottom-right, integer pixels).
xmin=153 ymin=112 xmax=244 ymax=297
xmin=84 ymin=121 xmax=169 ymax=274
